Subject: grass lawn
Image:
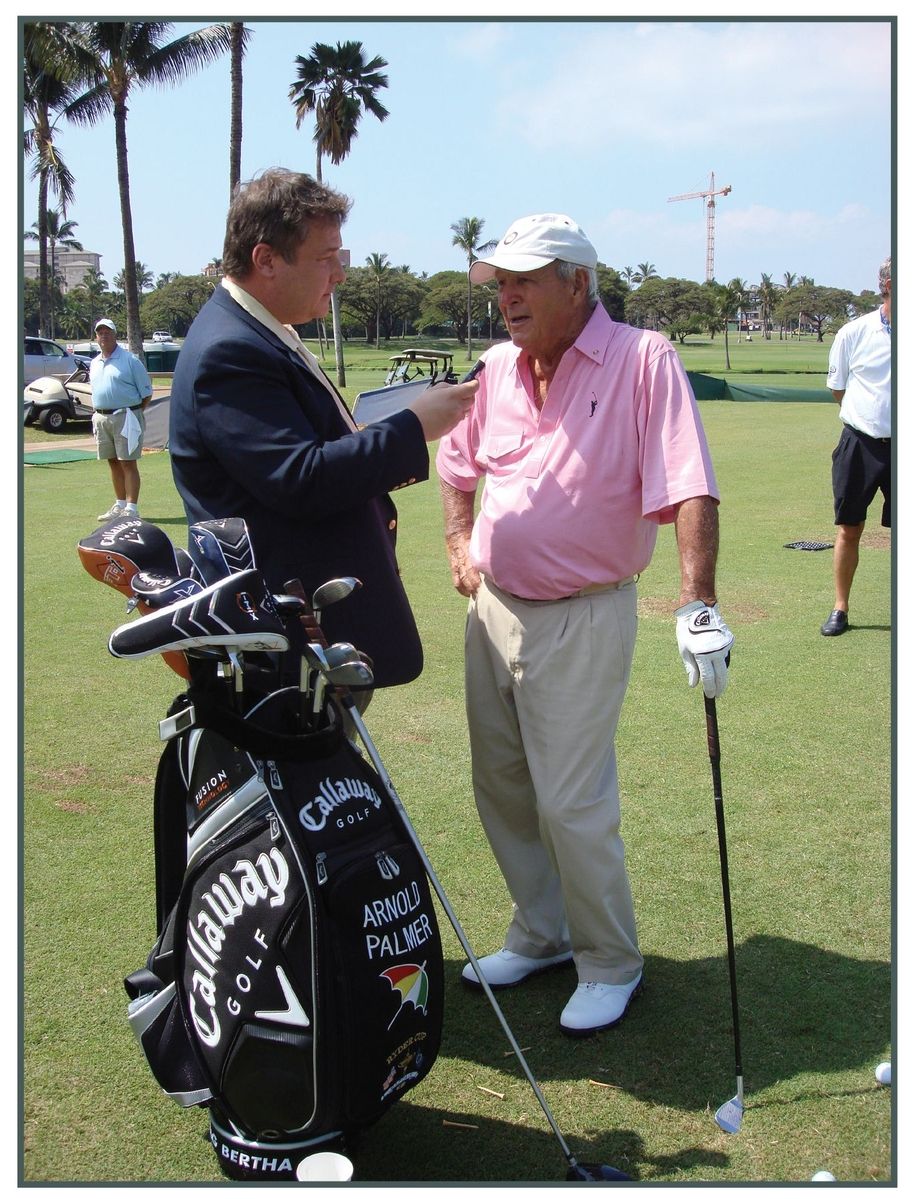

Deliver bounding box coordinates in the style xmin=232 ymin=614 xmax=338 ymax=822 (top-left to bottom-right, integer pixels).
xmin=21 ymin=377 xmax=893 ymax=1183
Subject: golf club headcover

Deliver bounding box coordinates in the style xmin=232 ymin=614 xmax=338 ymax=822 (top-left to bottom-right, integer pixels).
xmin=109 ymin=568 xmax=289 ymax=660
xmin=78 ymin=517 xmax=182 ymax=600
xmin=675 ymin=601 xmax=734 ymax=699
xmin=188 ymin=517 xmax=256 ymax=584
xmin=131 ymin=570 xmax=204 ymax=608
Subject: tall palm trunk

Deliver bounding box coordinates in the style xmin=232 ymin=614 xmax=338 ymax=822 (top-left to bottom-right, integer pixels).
xmin=113 ymin=96 xmax=143 ymax=357
xmin=465 ymin=271 xmax=473 ymax=360
xmin=315 ymin=152 xmax=345 ymax=386
xmin=37 ymin=170 xmax=50 ymax=336
xmin=229 ymin=23 xmax=244 ymax=200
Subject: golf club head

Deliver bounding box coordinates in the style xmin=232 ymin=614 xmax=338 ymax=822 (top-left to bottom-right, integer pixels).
xmin=188 ymin=518 xmax=256 ymax=585
xmin=311 ymin=576 xmax=362 ymax=615
xmin=272 ymin=593 xmax=309 ymax=620
xmin=302 ymin=642 xmax=331 ymax=671
xmin=566 ymin=1163 xmax=633 ymax=1182
xmin=714 ymin=1095 xmax=744 ymax=1134
xmin=325 ymin=661 xmax=375 ymax=690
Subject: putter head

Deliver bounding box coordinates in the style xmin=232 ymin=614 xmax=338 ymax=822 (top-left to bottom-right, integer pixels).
xmin=714 ymin=1095 xmax=744 ymax=1134
xmin=566 ymin=1163 xmax=632 ymax=1182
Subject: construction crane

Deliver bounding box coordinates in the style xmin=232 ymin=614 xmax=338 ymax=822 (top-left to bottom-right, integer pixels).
xmin=668 ymin=171 xmax=732 ymax=283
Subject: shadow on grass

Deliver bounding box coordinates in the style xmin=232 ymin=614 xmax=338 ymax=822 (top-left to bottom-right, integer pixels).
xmin=446 ymin=934 xmax=889 ymax=1099
xmin=354 ymin=1101 xmax=729 ymax=1183
xmin=352 ymin=934 xmax=888 ymax=1181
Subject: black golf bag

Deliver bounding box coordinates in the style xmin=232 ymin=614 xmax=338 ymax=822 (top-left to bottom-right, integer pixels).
xmin=78 ymin=518 xmax=444 ymax=1182
xmin=125 ymin=672 xmax=444 ymax=1181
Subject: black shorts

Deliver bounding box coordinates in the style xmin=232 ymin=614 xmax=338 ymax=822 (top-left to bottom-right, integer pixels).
xmin=831 ymin=424 xmax=891 ymax=528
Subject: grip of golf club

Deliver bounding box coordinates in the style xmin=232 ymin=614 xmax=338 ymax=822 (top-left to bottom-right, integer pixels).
xmin=284 ymin=577 xmax=329 ymax=648
xmin=704 ymin=695 xmax=721 ymax=763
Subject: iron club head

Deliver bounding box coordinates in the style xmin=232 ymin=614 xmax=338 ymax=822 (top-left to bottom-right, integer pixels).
xmin=714 ymin=1094 xmax=744 ymax=1134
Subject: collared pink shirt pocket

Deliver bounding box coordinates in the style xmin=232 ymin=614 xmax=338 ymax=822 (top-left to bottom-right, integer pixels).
xmin=482 ymin=429 xmax=526 ymax=472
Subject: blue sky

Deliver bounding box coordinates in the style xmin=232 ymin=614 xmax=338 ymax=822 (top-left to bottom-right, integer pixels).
xmin=20 ymin=14 xmax=895 ymax=296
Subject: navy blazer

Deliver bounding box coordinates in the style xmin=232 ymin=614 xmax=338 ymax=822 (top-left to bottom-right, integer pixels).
xmin=169 ymin=286 xmax=430 ymax=686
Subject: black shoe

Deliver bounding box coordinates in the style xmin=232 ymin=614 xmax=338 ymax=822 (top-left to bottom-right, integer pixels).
xmin=821 ymin=609 xmax=849 ymax=636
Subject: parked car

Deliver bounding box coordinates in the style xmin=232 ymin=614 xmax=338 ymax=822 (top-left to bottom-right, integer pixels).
xmin=23 ymin=336 xmax=84 ymax=385
xmin=150 ymin=330 xmax=172 ymax=343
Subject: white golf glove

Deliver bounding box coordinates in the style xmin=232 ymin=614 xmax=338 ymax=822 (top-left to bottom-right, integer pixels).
xmin=675 ymin=601 xmax=734 ymax=698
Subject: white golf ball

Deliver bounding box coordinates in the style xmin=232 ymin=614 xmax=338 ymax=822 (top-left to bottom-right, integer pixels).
xmin=811 ymin=1170 xmax=836 ymax=1182
xmin=875 ymin=1060 xmax=891 ymax=1086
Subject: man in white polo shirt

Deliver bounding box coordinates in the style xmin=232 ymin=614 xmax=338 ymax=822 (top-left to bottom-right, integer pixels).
xmin=821 ymin=256 xmax=892 ymax=636
xmin=90 ymin=317 xmax=153 ymax=522
xmin=437 ymin=213 xmax=733 ymax=1036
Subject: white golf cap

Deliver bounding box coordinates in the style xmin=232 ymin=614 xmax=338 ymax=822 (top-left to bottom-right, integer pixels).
xmin=469 ymin=213 xmax=598 ymax=284
xmin=95 ymin=318 xmax=116 ymax=332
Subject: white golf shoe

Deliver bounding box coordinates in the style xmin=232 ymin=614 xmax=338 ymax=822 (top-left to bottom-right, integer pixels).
xmin=461 ymin=948 xmax=573 ymax=990
xmin=559 ymin=974 xmax=643 ymax=1036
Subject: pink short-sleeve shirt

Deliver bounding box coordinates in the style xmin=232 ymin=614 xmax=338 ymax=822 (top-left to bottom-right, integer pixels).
xmin=436 ymin=304 xmax=718 ymax=600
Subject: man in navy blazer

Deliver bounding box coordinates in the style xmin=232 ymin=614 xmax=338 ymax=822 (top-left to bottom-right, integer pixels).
xmin=169 ymin=169 xmax=478 ymax=686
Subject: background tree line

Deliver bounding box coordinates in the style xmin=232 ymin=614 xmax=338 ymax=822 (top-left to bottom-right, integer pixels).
xmin=25 ymin=22 xmax=879 ymax=359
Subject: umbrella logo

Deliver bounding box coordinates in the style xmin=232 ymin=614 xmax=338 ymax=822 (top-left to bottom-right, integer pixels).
xmin=381 ymin=962 xmax=430 ymax=1030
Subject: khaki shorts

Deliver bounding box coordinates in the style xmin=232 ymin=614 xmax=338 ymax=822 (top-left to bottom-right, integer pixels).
xmin=93 ymin=406 xmax=145 ymax=461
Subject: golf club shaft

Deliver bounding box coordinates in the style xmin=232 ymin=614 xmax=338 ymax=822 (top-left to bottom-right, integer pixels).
xmin=340 ymin=694 xmax=582 ymax=1173
xmin=704 ymin=696 xmax=744 ymax=1083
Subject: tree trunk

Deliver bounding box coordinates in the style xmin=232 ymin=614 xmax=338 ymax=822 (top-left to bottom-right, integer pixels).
xmin=466 ymin=269 xmax=473 ymax=360
xmin=114 ymin=98 xmax=143 ymax=359
xmin=315 ymin=152 xmax=346 ymax=386
xmin=331 ymin=290 xmax=346 ymax=387
xmin=37 ymin=170 xmax=50 ymax=337
xmin=229 ymin=23 xmax=244 ymax=201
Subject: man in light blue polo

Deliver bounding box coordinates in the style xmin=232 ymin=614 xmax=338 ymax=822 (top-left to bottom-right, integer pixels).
xmin=90 ymin=318 xmax=153 ymax=522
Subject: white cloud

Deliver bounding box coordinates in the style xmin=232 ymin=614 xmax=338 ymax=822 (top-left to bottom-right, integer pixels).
xmin=498 ymin=20 xmax=891 ymax=152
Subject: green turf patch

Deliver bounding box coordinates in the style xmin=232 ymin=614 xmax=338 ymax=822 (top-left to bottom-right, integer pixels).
xmin=24 ymin=448 xmax=97 ymax=465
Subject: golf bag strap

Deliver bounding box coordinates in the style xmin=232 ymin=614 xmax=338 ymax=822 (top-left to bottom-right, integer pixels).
xmin=154 ymin=735 xmax=190 ymax=931
xmin=181 ymin=687 xmax=345 ymax=761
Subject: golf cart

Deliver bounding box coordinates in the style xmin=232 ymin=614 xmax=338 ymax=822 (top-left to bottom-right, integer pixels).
xmin=23 ymin=356 xmax=94 ymax=433
xmin=383 ymin=349 xmax=456 ymax=387
xmin=354 ymin=349 xmax=458 ymax=427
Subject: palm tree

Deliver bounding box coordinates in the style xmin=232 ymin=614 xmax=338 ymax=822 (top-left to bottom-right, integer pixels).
xmin=365 ymin=252 xmax=391 ymax=348
xmin=114 ymin=261 xmax=153 ymax=294
xmin=758 ymin=273 xmax=777 ymax=341
xmin=63 ymin=21 xmax=233 ymax=356
xmin=620 ymin=266 xmax=637 ymax=289
xmin=22 ymin=22 xmax=94 ymax=337
xmin=289 ymin=40 xmax=390 ymax=387
xmin=450 ymin=217 xmax=497 ymax=359
xmin=634 ymin=262 xmax=658 ymax=285
xmin=24 ymin=209 xmax=83 ymax=337
xmin=711 ymin=280 xmax=743 ymax=369
xmin=228 ymin=22 xmax=251 ymax=201
xmin=782 ymin=271 xmax=797 ymax=291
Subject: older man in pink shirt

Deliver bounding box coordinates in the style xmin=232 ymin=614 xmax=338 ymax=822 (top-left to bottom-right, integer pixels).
xmin=437 ymin=213 xmax=733 ymax=1036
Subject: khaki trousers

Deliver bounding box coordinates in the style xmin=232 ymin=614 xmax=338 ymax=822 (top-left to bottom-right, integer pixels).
xmin=465 ymin=576 xmax=643 ymax=985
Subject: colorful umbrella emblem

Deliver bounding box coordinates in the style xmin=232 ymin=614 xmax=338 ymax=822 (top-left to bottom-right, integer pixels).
xmin=381 ymin=962 xmax=430 ymax=1029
